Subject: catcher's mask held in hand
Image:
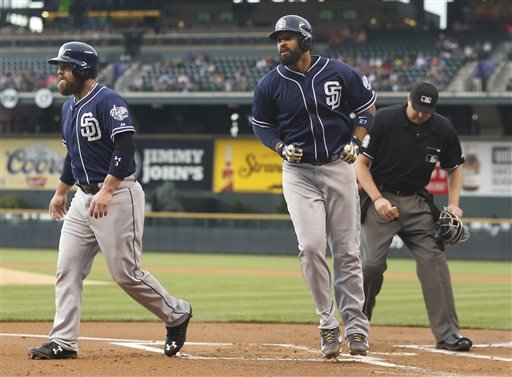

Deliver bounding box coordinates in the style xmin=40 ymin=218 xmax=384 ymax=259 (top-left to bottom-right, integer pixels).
xmin=438 ymin=209 xmax=470 ymax=246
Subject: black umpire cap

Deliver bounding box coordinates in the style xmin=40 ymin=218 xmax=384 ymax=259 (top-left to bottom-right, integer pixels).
xmin=410 ymin=82 xmax=438 ymax=114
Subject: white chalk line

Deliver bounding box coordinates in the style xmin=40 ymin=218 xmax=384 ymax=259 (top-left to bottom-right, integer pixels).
xmin=472 ymin=342 xmax=512 ymax=348
xmin=110 ymin=341 xmax=421 ymax=370
xmin=3 ymin=333 xmax=510 ymax=371
xmin=3 ymin=332 xmax=418 ymax=370
xmin=396 ymin=344 xmax=512 ymax=362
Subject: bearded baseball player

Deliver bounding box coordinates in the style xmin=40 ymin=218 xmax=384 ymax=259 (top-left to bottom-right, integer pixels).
xmin=252 ymin=15 xmax=376 ymax=357
xmin=28 ymin=42 xmax=192 ymax=360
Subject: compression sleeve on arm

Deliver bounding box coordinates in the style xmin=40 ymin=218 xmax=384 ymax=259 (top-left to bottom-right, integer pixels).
xmin=252 ymin=124 xmax=281 ymax=151
xmin=60 ymin=153 xmax=75 ymax=186
xmin=108 ymin=132 xmax=135 ymax=180
xmin=354 ymin=110 xmax=375 ymax=132
xmin=114 ymin=131 xmax=136 ymax=155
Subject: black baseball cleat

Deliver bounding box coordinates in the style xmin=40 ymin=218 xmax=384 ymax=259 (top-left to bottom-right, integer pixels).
xmin=164 ymin=306 xmax=193 ymax=357
xmin=436 ymin=333 xmax=472 ymax=352
xmin=28 ymin=342 xmax=77 ymax=360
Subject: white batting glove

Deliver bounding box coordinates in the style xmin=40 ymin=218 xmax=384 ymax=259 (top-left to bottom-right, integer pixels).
xmin=340 ymin=142 xmax=359 ymax=164
xmin=279 ymin=144 xmax=303 ymax=163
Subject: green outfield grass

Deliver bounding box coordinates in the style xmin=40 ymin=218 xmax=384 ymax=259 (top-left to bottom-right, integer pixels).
xmin=1 ymin=248 xmax=510 ymax=330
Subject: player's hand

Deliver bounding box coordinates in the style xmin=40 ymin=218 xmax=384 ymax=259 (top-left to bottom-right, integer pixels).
xmin=340 ymin=136 xmax=362 ymax=164
xmin=49 ymin=194 xmax=67 ymax=220
xmin=89 ymin=189 xmax=113 ymax=219
xmin=340 ymin=142 xmax=359 ymax=164
xmin=279 ymin=143 xmax=303 ymax=163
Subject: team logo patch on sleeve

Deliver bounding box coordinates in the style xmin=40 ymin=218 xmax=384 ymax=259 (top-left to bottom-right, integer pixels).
xmin=110 ymin=105 xmax=129 ymax=121
xmin=362 ymin=75 xmax=372 ymax=91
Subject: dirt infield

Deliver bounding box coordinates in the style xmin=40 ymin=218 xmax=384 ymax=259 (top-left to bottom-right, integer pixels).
xmin=1 ymin=322 xmax=510 ymax=377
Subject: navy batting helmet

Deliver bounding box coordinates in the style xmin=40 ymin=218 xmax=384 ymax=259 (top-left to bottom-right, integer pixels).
xmin=48 ymin=41 xmax=99 ymax=81
xmin=269 ymin=15 xmax=313 ymax=51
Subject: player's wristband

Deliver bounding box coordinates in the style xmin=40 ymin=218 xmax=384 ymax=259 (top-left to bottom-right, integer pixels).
xmin=60 ymin=154 xmax=75 ymax=186
xmin=351 ymin=135 xmax=362 ymax=148
xmin=355 ymin=111 xmax=374 ymax=132
xmin=277 ymin=143 xmax=285 ymax=157
xmin=108 ymin=150 xmax=133 ymax=180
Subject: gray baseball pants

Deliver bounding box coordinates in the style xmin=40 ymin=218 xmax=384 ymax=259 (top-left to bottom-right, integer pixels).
xmin=283 ymin=159 xmax=369 ymax=337
xmin=49 ymin=179 xmax=190 ymax=351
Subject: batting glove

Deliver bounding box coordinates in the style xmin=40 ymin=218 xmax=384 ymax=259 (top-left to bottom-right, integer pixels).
xmin=340 ymin=136 xmax=362 ymax=164
xmin=279 ymin=143 xmax=303 ymax=163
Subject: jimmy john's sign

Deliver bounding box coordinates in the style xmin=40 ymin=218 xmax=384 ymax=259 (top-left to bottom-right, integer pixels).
xmin=135 ymin=139 xmax=213 ymax=190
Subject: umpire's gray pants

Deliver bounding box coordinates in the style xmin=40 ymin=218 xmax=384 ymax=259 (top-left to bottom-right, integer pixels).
xmin=283 ymin=159 xmax=369 ymax=338
xmin=361 ymin=193 xmax=461 ymax=343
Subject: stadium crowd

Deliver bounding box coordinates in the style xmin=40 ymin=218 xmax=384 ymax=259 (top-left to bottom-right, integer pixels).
xmin=1 ymin=27 xmax=506 ymax=94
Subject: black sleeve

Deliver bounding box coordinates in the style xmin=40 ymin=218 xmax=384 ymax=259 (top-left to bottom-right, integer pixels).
xmin=114 ymin=132 xmax=135 ymax=157
xmin=60 ymin=153 xmax=75 ymax=186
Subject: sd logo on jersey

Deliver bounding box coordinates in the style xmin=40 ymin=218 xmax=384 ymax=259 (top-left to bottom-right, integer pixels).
xmin=324 ymin=81 xmax=342 ymax=110
xmin=81 ymin=112 xmax=102 ymax=141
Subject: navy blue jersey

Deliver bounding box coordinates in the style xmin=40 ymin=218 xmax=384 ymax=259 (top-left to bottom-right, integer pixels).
xmin=60 ymin=83 xmax=136 ymax=184
xmin=252 ymin=55 xmax=376 ymax=160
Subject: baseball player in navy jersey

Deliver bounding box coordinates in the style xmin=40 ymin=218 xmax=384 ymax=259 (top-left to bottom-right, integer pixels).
xmin=252 ymin=15 xmax=376 ymax=358
xmin=28 ymin=42 xmax=192 ymax=360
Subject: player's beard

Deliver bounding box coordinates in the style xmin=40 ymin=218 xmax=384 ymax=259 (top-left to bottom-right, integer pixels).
xmin=57 ymin=78 xmax=82 ymax=96
xmin=280 ymin=48 xmax=304 ymax=67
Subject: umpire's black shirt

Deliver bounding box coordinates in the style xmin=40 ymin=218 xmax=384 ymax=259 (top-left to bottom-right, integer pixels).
xmin=362 ymin=104 xmax=465 ymax=191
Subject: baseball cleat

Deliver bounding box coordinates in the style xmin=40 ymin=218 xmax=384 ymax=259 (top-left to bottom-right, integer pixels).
xmin=319 ymin=327 xmax=342 ymax=359
xmin=347 ymin=333 xmax=369 ymax=356
xmin=164 ymin=306 xmax=193 ymax=357
xmin=28 ymin=341 xmax=77 ymax=360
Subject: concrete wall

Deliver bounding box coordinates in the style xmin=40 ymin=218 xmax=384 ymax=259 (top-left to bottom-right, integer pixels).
xmin=1 ymin=219 xmax=510 ymax=261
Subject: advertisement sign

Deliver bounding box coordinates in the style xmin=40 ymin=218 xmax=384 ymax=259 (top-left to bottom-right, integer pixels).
xmin=426 ymin=162 xmax=448 ymax=195
xmin=135 ymin=138 xmax=213 ymax=190
xmin=0 ymin=88 xmax=19 ymax=109
xmin=213 ymin=139 xmax=283 ymax=193
xmin=34 ymin=88 xmax=54 ymax=109
xmin=0 ymin=138 xmax=66 ymax=190
xmin=461 ymin=141 xmax=511 ymax=197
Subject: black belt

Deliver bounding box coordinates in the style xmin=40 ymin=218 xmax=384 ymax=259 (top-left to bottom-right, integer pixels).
xmin=378 ymin=185 xmax=419 ymax=196
xmin=77 ymin=183 xmax=101 ymax=195
xmin=77 ymin=176 xmax=136 ymax=195
xmin=301 ymin=152 xmax=341 ymax=166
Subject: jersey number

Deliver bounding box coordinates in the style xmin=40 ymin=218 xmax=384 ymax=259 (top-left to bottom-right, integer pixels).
xmin=81 ymin=112 xmax=102 ymax=142
xmin=324 ymin=81 xmax=342 ymax=110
